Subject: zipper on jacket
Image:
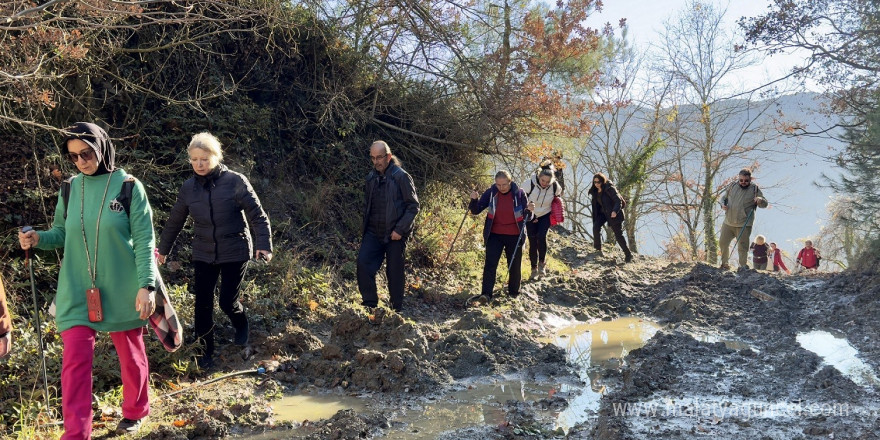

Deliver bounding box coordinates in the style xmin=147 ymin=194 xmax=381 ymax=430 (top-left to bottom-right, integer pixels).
xmin=207 ymin=183 xmax=218 ymax=263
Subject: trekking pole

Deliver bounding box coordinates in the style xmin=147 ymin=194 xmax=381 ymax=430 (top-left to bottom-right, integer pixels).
xmin=506 ymin=212 xmax=531 ymax=275
xmin=443 ymin=207 xmax=471 ymax=266
xmin=22 ymin=226 xmax=51 ymax=407
xmin=728 ymin=208 xmax=754 ymax=265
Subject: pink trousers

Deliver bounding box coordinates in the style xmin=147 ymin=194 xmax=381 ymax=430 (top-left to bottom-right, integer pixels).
xmin=60 ymin=326 xmax=150 ymax=440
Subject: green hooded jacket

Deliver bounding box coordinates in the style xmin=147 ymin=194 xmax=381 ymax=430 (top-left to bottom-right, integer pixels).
xmin=36 ymin=123 xmax=157 ymax=333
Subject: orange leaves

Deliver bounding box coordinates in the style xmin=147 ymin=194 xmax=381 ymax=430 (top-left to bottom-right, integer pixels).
xmin=308 ymin=300 xmax=319 ymax=312
xmin=172 ymin=419 xmax=188 ymax=427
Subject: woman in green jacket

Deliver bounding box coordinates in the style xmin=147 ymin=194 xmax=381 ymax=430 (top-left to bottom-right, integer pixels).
xmin=19 ymin=122 xmax=157 ymax=438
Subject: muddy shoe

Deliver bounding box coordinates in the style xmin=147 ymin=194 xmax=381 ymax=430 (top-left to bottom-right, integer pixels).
xmin=197 ymin=355 xmax=214 ymax=370
xmin=529 ymin=268 xmax=539 ymax=281
xmin=468 ymin=294 xmax=491 ymax=306
xmin=115 ymin=417 xmax=145 ymax=434
xmin=719 ymin=263 xmax=730 ymax=271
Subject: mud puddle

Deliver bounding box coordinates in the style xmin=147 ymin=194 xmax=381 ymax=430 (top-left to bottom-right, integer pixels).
xmin=547 ymin=316 xmax=662 ymax=370
xmin=797 ymin=330 xmax=880 ymax=388
xmin=245 ymin=317 xmax=665 ymax=438
xmin=272 ymin=393 xmax=368 ymax=423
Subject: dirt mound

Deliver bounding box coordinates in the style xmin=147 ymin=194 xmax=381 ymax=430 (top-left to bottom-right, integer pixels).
xmin=435 ymin=310 xmax=569 ymax=379
xmin=278 ymin=308 xmax=452 ymax=392
xmin=299 ymin=409 xmax=390 ymax=440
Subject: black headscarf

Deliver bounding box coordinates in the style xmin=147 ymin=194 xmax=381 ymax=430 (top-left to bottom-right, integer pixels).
xmin=62 ymin=122 xmax=116 ymax=175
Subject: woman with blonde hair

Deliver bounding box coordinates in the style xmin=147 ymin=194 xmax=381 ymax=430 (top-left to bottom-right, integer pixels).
xmin=157 ymin=132 xmax=272 ymax=369
xmin=749 ymin=235 xmax=771 ymax=270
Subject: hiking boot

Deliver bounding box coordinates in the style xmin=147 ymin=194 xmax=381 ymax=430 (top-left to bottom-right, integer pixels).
xmin=529 ymin=267 xmax=539 ymax=280
xmin=116 ymin=417 xmax=145 ymax=434
xmin=624 ymin=254 xmax=633 ymax=263
xmin=719 ymin=263 xmax=730 ymax=271
xmin=197 ymin=355 xmax=214 ymax=370
xmin=538 ymin=262 xmax=547 ymax=276
xmin=471 ymin=295 xmax=491 ymax=306
xmin=234 ymin=321 xmax=249 ymax=346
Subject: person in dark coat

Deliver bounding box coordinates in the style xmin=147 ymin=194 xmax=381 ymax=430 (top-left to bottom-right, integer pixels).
xmin=589 ymin=172 xmax=632 ymax=263
xmin=469 ymin=171 xmax=533 ymax=304
xmin=357 ymin=140 xmax=420 ymax=312
xmin=157 ymin=132 xmax=272 ymax=368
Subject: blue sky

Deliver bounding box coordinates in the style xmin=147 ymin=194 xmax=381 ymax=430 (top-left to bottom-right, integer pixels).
xmin=586 ymin=0 xmax=817 ymax=92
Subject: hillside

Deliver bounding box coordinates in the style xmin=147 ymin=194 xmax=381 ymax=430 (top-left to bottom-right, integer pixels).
xmin=9 ymin=233 xmax=874 ymax=439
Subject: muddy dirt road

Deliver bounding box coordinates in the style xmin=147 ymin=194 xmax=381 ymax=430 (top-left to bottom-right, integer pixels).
xmin=137 ymin=236 xmax=880 ymax=439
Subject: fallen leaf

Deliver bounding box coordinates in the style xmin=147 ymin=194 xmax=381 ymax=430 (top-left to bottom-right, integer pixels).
xmin=308 ymin=300 xmax=319 ymax=311
xmin=548 ymin=388 xmax=556 ymax=398
xmin=493 ymin=311 xmax=502 ymax=319
xmin=172 ymin=420 xmax=188 ymax=427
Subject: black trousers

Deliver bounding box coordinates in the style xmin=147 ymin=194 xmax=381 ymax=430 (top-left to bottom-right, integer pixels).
xmin=482 ymin=232 xmax=524 ymax=298
xmin=526 ymin=213 xmax=551 ymax=268
xmin=357 ymin=231 xmax=406 ymax=311
xmin=593 ymin=218 xmax=631 ymax=257
xmin=192 ymin=260 xmax=249 ymax=357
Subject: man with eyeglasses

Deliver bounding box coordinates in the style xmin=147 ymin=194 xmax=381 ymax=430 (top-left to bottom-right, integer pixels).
xmin=357 ymin=140 xmax=420 ymax=312
xmin=719 ymin=168 xmax=768 ymax=270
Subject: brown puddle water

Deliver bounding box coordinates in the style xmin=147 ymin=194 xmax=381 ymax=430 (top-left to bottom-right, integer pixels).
xmin=248 ymin=317 xmax=665 ymax=438
xmin=271 ymin=393 xmax=367 ymax=423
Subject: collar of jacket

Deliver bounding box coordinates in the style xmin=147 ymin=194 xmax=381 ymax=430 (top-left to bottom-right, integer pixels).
xmin=195 ymin=164 xmax=227 ymax=187
xmin=489 ymin=181 xmax=520 ymax=197
xmin=369 ymin=163 xmax=399 ymax=181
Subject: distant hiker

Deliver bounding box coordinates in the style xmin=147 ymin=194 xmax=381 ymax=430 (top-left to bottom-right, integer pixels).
xmin=795 ymin=240 xmax=821 ymax=271
xmin=18 ymin=122 xmax=157 ymax=436
xmin=470 ymin=171 xmax=532 ymax=303
xmin=0 ymin=274 xmax=11 ymax=358
xmin=770 ymin=242 xmax=790 ymax=274
xmin=749 ymin=235 xmax=771 ymax=270
xmin=158 ymin=132 xmax=273 ymax=369
xmin=588 ymin=173 xmax=632 ymax=263
xmin=719 ymin=168 xmax=768 ymax=270
xmin=522 ymin=165 xmax=563 ymax=279
xmin=357 ymin=140 xmax=420 ymax=312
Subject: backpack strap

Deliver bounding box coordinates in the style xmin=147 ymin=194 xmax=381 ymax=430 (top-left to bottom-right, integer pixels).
xmin=118 ymin=175 xmax=136 ymax=216
xmin=60 ymin=176 xmax=75 ymax=220
xmin=61 ymin=174 xmax=135 ymax=218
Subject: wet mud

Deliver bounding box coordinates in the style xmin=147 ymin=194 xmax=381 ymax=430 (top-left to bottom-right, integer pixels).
xmin=140 ymin=235 xmax=880 ymax=439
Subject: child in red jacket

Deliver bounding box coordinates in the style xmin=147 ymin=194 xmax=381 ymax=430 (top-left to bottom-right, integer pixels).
xmin=769 ymin=242 xmax=790 ymax=274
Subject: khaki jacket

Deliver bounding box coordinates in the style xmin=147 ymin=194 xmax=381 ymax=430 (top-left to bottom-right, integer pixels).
xmin=723 ymin=182 xmax=768 ymax=227
xmin=0 ymin=274 xmax=11 ymax=336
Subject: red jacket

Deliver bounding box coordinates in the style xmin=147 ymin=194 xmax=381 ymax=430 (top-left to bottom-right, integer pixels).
xmin=797 ymin=247 xmax=820 ymax=269
xmin=772 ymin=249 xmax=789 ymax=273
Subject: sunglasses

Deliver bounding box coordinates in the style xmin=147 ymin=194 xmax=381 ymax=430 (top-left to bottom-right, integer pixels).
xmin=67 ymin=149 xmax=96 ymax=163
xmin=370 ymin=153 xmax=388 ymax=162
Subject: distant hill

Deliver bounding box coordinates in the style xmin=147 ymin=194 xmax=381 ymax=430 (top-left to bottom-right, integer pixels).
xmin=580 ymin=92 xmax=846 ymax=267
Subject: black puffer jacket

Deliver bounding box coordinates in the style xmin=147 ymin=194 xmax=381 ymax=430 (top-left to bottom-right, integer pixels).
xmin=589 ymin=181 xmax=625 ymax=224
xmin=158 ymin=165 xmax=272 ymax=264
